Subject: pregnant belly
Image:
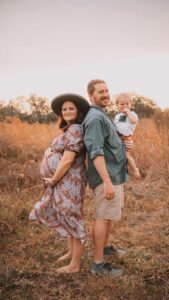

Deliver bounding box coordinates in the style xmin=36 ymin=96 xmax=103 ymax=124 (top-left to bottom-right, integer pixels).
xmin=40 ymin=148 xmax=61 ymax=178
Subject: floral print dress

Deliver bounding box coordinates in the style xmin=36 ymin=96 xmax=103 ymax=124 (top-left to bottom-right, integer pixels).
xmin=29 ymin=124 xmax=87 ymax=243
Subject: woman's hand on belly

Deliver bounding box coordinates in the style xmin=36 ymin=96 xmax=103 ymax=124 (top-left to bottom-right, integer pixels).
xmin=43 ymin=177 xmax=57 ymax=187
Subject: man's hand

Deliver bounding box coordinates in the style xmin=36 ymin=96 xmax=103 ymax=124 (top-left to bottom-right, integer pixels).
xmin=103 ymin=178 xmax=115 ymax=200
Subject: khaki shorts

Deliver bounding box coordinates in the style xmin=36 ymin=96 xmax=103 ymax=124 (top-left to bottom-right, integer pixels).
xmin=93 ymin=183 xmax=124 ymax=220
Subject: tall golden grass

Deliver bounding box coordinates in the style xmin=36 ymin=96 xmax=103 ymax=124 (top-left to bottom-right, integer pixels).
xmin=1 ymin=116 xmax=168 ymax=182
xmin=134 ymin=118 xmax=169 ymax=185
xmin=0 ymin=117 xmax=169 ymax=300
xmin=0 ymin=117 xmax=60 ymax=152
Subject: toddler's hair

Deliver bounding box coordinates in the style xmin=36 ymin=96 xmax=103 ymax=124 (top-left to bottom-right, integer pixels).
xmin=115 ymin=93 xmax=133 ymax=106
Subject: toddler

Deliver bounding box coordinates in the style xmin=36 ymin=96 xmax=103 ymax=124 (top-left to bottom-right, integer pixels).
xmin=114 ymin=93 xmax=141 ymax=179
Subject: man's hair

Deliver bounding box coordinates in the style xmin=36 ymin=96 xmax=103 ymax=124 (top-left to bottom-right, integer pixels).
xmin=115 ymin=93 xmax=132 ymax=106
xmin=87 ymin=79 xmax=105 ymax=96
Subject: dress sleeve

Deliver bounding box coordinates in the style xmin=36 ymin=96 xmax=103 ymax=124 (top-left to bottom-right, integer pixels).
xmin=64 ymin=124 xmax=84 ymax=153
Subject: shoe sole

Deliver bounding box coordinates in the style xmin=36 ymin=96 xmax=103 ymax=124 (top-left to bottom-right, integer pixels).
xmin=91 ymin=269 xmax=123 ymax=277
xmin=104 ymin=250 xmax=126 ymax=256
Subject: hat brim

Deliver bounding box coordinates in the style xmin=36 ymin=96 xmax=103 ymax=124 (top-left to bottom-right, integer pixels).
xmin=51 ymin=93 xmax=90 ymax=116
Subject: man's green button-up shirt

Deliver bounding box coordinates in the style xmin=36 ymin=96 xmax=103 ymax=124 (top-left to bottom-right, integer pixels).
xmin=82 ymin=106 xmax=127 ymax=189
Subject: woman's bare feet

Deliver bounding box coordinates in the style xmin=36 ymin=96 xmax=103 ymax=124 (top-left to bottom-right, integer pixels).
xmin=57 ymin=252 xmax=71 ymax=263
xmin=56 ymin=264 xmax=80 ymax=273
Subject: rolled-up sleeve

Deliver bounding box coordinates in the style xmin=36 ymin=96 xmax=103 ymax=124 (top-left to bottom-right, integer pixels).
xmin=84 ymin=118 xmax=107 ymax=160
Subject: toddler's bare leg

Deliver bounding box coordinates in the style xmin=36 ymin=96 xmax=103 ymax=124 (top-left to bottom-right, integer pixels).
xmin=126 ymin=151 xmax=141 ymax=179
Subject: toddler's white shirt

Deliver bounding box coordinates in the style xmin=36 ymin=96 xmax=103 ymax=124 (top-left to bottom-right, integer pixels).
xmin=114 ymin=111 xmax=138 ymax=136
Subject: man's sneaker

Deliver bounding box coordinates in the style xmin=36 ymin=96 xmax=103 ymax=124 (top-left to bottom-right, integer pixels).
xmin=104 ymin=245 xmax=126 ymax=256
xmin=91 ymin=262 xmax=123 ymax=277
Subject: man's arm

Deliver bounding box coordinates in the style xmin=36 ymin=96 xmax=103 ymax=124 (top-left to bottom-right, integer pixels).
xmin=84 ymin=117 xmax=115 ymax=199
xmin=93 ymin=156 xmax=115 ymax=200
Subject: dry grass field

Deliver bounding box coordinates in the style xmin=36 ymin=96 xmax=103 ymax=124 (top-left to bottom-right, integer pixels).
xmin=0 ymin=118 xmax=169 ymax=300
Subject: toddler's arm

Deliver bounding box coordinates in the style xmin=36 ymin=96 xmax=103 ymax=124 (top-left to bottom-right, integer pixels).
xmin=123 ymin=108 xmax=138 ymax=124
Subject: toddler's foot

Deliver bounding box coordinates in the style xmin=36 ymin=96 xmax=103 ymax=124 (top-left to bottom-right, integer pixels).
xmin=57 ymin=252 xmax=71 ymax=263
xmin=133 ymin=168 xmax=141 ymax=179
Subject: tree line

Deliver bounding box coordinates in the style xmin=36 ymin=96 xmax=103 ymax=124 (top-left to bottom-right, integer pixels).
xmin=0 ymin=94 xmax=57 ymax=123
xmin=0 ymin=93 xmax=168 ymax=127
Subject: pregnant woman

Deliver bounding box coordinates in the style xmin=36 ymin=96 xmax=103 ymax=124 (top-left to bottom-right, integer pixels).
xmin=29 ymin=93 xmax=90 ymax=273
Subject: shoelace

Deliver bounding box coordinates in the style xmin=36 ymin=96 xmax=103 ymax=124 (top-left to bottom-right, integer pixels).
xmin=103 ymin=263 xmax=113 ymax=271
xmin=108 ymin=245 xmax=116 ymax=252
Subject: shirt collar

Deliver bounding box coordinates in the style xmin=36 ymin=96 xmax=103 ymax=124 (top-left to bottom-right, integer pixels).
xmin=90 ymin=105 xmax=106 ymax=114
xmin=90 ymin=105 xmax=115 ymax=124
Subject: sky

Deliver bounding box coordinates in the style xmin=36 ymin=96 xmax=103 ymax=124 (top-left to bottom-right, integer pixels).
xmin=1 ymin=0 xmax=169 ymax=108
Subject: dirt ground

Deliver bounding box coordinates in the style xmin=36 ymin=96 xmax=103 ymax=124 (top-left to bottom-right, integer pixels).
xmin=0 ymin=179 xmax=169 ymax=300
xmin=0 ymin=118 xmax=169 ymax=299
